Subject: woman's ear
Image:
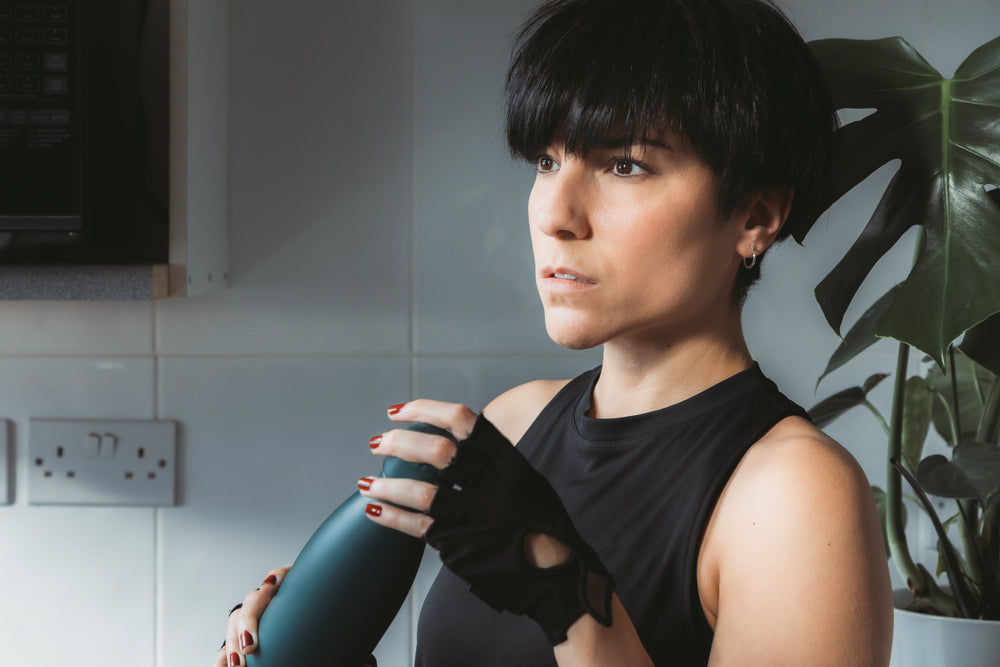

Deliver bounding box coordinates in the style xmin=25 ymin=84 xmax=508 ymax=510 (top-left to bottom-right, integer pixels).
xmin=738 ymin=186 xmax=793 ymax=258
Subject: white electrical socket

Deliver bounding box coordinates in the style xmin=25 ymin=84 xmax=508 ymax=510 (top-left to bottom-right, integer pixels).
xmin=28 ymin=418 xmax=177 ymax=506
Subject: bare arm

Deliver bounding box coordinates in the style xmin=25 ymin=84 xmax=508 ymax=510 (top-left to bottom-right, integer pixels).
xmin=546 ymin=415 xmax=892 ymax=667
xmin=704 ymin=419 xmax=893 ymax=666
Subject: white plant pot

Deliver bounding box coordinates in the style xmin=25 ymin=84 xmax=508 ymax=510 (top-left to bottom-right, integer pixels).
xmin=890 ymin=589 xmax=1000 ymax=667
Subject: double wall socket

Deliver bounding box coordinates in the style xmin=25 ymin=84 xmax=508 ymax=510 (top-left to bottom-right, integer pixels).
xmin=28 ymin=418 xmax=177 ymax=506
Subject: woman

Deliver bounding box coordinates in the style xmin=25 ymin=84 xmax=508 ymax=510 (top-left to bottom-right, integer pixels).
xmin=218 ymin=0 xmax=894 ymax=664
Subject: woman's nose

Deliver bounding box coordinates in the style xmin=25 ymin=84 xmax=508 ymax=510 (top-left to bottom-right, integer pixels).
xmin=529 ymin=166 xmax=592 ymax=240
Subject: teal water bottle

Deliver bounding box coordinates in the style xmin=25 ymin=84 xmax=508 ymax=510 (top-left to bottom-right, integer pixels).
xmin=246 ymin=423 xmax=443 ymax=667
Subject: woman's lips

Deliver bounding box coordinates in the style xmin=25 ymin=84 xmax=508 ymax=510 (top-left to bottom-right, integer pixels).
xmin=540 ymin=265 xmax=595 ymax=281
xmin=552 ymin=272 xmax=589 ymax=282
xmin=539 ymin=267 xmax=596 ymax=290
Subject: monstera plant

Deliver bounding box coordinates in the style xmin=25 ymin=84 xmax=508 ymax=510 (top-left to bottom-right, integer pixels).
xmin=795 ymin=35 xmax=1000 ymax=620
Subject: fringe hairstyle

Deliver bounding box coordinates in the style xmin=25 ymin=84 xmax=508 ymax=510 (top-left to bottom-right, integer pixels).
xmin=504 ymin=0 xmax=836 ymax=301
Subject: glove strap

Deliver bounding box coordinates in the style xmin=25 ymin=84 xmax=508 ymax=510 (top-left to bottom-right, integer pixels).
xmin=527 ymin=552 xmax=614 ymax=644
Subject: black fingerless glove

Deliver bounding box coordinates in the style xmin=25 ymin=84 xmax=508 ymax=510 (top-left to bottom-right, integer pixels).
xmin=424 ymin=414 xmax=614 ymax=644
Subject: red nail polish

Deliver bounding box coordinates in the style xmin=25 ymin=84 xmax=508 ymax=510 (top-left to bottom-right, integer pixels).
xmin=387 ymin=403 xmax=405 ymax=416
xmin=261 ymin=574 xmax=277 ymax=586
xmin=228 ymin=652 xmax=241 ymax=667
xmin=357 ymin=477 xmax=374 ymax=491
xmin=365 ymin=503 xmax=383 ymax=517
xmin=240 ymin=631 xmax=254 ymax=650
xmin=368 ymin=435 xmax=382 ymax=449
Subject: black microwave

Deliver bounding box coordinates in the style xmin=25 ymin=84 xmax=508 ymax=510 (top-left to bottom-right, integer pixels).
xmin=0 ymin=0 xmax=168 ymax=263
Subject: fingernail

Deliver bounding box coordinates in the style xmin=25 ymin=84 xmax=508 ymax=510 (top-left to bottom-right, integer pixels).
xmin=368 ymin=435 xmax=382 ymax=450
xmin=365 ymin=503 xmax=383 ymax=517
xmin=228 ymin=652 xmax=241 ymax=667
xmin=357 ymin=477 xmax=374 ymax=491
xmin=240 ymin=631 xmax=254 ymax=650
xmin=261 ymin=574 xmax=278 ymax=586
xmin=387 ymin=403 xmax=405 ymax=416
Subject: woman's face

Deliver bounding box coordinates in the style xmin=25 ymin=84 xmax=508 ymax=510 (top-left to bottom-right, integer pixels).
xmin=528 ymin=136 xmax=748 ymax=351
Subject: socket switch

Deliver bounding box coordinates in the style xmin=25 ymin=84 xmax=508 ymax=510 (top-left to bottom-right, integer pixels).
xmin=29 ymin=418 xmax=177 ymax=506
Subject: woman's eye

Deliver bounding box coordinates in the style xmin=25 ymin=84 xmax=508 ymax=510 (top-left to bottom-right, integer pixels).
xmin=536 ymin=156 xmax=560 ymax=173
xmin=612 ymin=159 xmax=646 ymax=176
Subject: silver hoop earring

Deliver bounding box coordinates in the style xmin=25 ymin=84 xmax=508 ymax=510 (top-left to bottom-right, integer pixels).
xmin=743 ymin=245 xmax=757 ymax=269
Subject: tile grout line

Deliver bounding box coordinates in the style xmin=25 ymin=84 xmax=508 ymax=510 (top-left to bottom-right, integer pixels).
xmin=407 ymin=1 xmax=420 ymax=661
xmin=152 ymin=298 xmax=161 ymax=667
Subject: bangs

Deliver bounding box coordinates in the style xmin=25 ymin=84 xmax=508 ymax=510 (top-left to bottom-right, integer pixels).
xmin=502 ymin=0 xmax=837 ymax=302
xmin=504 ymin=0 xmax=698 ymax=161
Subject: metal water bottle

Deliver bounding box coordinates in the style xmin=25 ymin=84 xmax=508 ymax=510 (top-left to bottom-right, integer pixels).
xmin=246 ymin=424 xmax=443 ymax=667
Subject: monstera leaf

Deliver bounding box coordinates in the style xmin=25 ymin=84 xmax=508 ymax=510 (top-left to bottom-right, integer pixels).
xmin=916 ymin=440 xmax=1000 ymax=507
xmin=925 ymin=350 xmax=995 ymax=444
xmin=959 ymin=265 xmax=1000 ymax=378
xmin=798 ymin=36 xmax=1000 ymax=369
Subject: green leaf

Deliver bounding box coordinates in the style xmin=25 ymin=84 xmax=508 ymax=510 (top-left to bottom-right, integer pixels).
xmin=902 ymin=376 xmax=933 ymax=471
xmin=864 ymin=372 xmax=891 ymax=394
xmin=803 ymin=36 xmax=1000 ymax=367
xmin=817 ymin=287 xmax=901 ymax=387
xmin=808 ymin=388 xmax=865 ymax=428
xmin=927 ymin=351 xmax=992 ymax=444
xmin=808 ymin=373 xmax=889 ymax=428
xmin=960 ymin=310 xmax=1000 ymax=379
xmin=916 ymin=440 xmax=1000 ymax=506
xmin=916 ymin=454 xmax=977 ymax=499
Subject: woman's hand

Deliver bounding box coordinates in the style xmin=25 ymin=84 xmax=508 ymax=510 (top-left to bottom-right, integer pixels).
xmin=362 ymin=399 xmax=570 ymax=566
xmin=359 ymin=399 xmax=477 ymax=538
xmin=214 ymin=566 xmax=289 ymax=667
xmin=214 ymin=565 xmax=377 ymax=667
xmin=363 ymin=399 xmax=613 ymax=645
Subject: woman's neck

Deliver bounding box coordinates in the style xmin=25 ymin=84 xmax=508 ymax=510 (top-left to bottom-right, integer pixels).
xmin=590 ymin=323 xmax=753 ymax=419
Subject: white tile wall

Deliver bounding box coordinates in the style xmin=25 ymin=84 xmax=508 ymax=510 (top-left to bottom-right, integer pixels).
xmin=412 ymin=0 xmax=550 ymax=354
xmin=0 ymin=302 xmax=154 ymax=356
xmin=0 ymin=1 xmax=994 ymax=666
xmin=0 ymin=358 xmax=156 ymax=667
xmin=156 ymin=355 xmax=412 ymax=666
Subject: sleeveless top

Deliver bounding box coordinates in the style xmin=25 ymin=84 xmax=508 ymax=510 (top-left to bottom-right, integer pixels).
xmin=414 ymin=363 xmax=808 ymax=666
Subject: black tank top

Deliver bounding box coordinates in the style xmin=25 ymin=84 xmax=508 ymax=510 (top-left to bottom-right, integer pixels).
xmin=415 ymin=363 xmax=808 ymax=666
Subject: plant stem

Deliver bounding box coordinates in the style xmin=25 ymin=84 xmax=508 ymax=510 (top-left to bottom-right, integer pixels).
xmin=971 ymin=361 xmax=987 ymax=406
xmin=886 ymin=343 xmax=930 ymax=593
xmin=949 ymin=345 xmax=962 ymax=439
xmin=958 ymin=499 xmax=982 ymax=586
xmin=862 ymin=399 xmax=891 ymax=436
xmin=956 ymin=499 xmax=983 ymax=594
xmin=976 ymin=377 xmax=1000 ymax=618
xmin=977 ymin=376 xmax=1000 ymax=445
xmin=951 ymin=348 xmax=984 ymax=587
xmin=933 ymin=392 xmax=961 ymax=447
xmin=981 ymin=503 xmax=1000 ymax=619
xmin=920 ymin=574 xmax=964 ymax=616
xmin=893 ymin=459 xmax=978 ymax=617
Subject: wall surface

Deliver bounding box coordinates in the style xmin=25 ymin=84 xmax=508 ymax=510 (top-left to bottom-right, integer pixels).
xmin=0 ymin=1 xmax=996 ymax=665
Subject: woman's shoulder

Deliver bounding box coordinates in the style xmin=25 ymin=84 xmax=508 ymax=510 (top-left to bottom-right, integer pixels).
xmin=731 ymin=415 xmax=870 ymax=507
xmin=706 ymin=415 xmax=882 ymax=594
xmin=701 ymin=416 xmax=893 ymax=663
xmin=482 ymin=378 xmax=573 ymax=445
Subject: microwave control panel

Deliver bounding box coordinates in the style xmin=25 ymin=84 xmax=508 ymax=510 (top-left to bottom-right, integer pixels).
xmin=0 ymin=1 xmax=80 ymax=231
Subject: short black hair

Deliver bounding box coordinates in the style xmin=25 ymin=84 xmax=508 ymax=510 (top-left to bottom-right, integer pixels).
xmin=504 ymin=0 xmax=836 ymax=301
